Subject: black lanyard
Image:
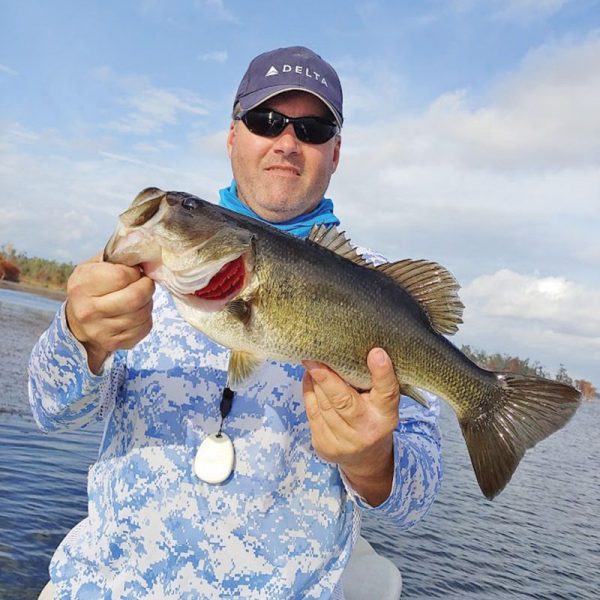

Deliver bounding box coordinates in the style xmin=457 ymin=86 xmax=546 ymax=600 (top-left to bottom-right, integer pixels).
xmin=217 ymin=387 xmax=235 ymax=437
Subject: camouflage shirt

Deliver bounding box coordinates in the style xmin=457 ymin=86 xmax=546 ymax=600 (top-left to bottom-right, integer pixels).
xmin=29 ymin=262 xmax=442 ymax=599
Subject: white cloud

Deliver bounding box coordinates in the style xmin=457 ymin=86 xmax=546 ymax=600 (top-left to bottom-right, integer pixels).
xmin=493 ymin=0 xmax=572 ymax=20
xmin=194 ymin=0 xmax=239 ymax=23
xmin=456 ymin=270 xmax=600 ymax=380
xmin=0 ymin=122 xmax=231 ymax=263
xmin=409 ymin=0 xmax=572 ymax=26
xmin=441 ymin=0 xmax=572 ymax=20
xmin=326 ymin=33 xmax=600 ymax=382
xmin=330 ymin=33 xmax=600 ymax=277
xmin=98 ymin=151 xmax=177 ymax=172
xmin=340 ymin=32 xmax=600 ymax=170
xmin=462 ymin=270 xmax=600 ymax=335
xmin=393 ymin=33 xmax=600 ymax=170
xmin=107 ymin=87 xmax=210 ymax=135
xmin=198 ymin=50 xmax=228 ymax=63
xmin=132 ymin=140 xmax=178 ymax=154
xmin=335 ymin=57 xmax=407 ymax=122
xmin=93 ymin=67 xmax=212 ymax=135
xmin=2 ymin=123 xmax=41 ymax=142
xmin=0 ymin=63 xmax=17 ymax=76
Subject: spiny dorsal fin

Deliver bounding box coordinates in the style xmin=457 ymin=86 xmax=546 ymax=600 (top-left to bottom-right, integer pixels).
xmin=308 ymin=225 xmax=463 ymax=334
xmin=308 ymin=225 xmax=370 ymax=267
xmin=377 ymin=259 xmax=464 ymax=335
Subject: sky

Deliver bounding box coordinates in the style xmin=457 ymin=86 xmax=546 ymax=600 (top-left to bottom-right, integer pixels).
xmin=1 ymin=0 xmax=599 ymax=383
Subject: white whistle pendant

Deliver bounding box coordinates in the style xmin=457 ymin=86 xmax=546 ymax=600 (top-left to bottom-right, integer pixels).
xmin=193 ymin=432 xmax=235 ymax=484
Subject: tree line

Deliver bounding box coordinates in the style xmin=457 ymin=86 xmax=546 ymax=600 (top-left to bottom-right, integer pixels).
xmin=0 ymin=243 xmax=74 ymax=290
xmin=461 ymin=345 xmax=597 ymax=401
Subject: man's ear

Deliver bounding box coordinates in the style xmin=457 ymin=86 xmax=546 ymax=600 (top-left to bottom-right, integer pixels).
xmin=331 ymin=135 xmax=341 ymax=173
xmin=226 ymin=121 xmax=236 ymax=158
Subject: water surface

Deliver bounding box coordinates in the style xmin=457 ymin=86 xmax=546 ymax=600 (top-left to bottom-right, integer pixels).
xmin=1 ymin=290 xmax=598 ymax=599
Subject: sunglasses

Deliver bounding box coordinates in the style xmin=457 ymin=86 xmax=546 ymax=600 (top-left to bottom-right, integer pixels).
xmin=236 ymin=108 xmax=338 ymax=144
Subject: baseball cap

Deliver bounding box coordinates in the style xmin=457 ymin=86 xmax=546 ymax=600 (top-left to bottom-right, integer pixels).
xmin=233 ymin=46 xmax=343 ymax=128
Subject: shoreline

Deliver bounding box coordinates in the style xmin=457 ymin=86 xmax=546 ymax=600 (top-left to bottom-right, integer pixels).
xmin=0 ymin=280 xmax=66 ymax=302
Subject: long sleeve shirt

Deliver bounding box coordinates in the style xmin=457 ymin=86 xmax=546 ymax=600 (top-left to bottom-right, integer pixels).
xmin=29 ymin=268 xmax=442 ymax=600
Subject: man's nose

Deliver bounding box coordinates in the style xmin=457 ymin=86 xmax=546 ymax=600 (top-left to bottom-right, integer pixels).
xmin=272 ymin=124 xmax=300 ymax=154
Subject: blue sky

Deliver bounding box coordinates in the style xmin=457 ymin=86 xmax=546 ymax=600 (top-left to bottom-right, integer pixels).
xmin=1 ymin=0 xmax=599 ymax=382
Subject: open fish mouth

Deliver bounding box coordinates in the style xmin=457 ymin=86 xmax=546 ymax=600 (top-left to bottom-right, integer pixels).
xmin=142 ymin=253 xmax=247 ymax=311
xmin=102 ymin=187 xmax=253 ymax=312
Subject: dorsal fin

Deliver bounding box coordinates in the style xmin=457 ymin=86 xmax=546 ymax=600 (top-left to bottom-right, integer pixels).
xmin=308 ymin=225 xmax=464 ymax=335
xmin=308 ymin=225 xmax=370 ymax=267
xmin=377 ymin=259 xmax=464 ymax=335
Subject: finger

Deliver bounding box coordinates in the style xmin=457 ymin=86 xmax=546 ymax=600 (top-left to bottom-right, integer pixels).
xmin=69 ymin=261 xmax=143 ymax=298
xmin=303 ymin=361 xmax=365 ymax=424
xmin=99 ymin=296 xmax=154 ymax=336
xmin=80 ymin=296 xmax=153 ymax=349
xmin=105 ymin=314 xmax=154 ymax=351
xmin=95 ymin=276 xmax=155 ymax=317
xmin=302 ymin=370 xmax=321 ymax=422
xmin=302 ymin=371 xmax=348 ymax=461
xmin=303 ymin=361 xmax=353 ymax=410
xmin=67 ymin=277 xmax=153 ymax=346
xmin=367 ymin=348 xmax=401 ymax=413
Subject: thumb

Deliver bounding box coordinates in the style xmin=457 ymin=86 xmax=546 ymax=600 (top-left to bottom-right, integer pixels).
xmin=367 ymin=348 xmax=400 ymax=410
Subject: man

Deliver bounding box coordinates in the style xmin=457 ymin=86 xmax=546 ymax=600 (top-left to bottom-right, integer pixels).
xmin=30 ymin=46 xmax=442 ymax=599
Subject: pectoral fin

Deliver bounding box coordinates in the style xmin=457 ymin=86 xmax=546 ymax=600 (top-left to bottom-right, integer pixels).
xmin=226 ymin=298 xmax=253 ymax=326
xmin=228 ymin=351 xmax=262 ymax=387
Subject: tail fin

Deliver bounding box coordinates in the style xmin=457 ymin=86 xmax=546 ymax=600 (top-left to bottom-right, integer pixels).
xmin=459 ymin=374 xmax=581 ymax=500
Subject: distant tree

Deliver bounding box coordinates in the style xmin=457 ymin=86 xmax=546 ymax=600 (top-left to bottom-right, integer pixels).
xmin=555 ymin=364 xmax=574 ymax=386
xmin=461 ymin=346 xmax=597 ymax=400
xmin=461 ymin=345 xmax=549 ymax=378
xmin=575 ymin=380 xmax=597 ymax=401
xmin=0 ymin=257 xmax=21 ymax=281
xmin=0 ymin=243 xmax=17 ymax=261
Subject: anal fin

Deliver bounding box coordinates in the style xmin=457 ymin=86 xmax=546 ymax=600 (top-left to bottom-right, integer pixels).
xmin=400 ymin=384 xmax=430 ymax=408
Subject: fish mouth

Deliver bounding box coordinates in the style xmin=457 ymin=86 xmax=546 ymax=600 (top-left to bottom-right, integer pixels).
xmin=152 ymin=253 xmax=248 ymax=311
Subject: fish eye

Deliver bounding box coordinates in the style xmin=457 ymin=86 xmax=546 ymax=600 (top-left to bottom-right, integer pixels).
xmin=181 ymin=196 xmax=201 ymax=210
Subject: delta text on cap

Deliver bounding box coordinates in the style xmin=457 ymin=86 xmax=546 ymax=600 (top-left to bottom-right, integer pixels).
xmin=234 ymin=46 xmax=344 ymax=128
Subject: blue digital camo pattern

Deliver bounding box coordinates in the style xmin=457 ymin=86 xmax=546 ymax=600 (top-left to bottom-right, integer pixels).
xmin=28 ymin=248 xmax=443 ymax=600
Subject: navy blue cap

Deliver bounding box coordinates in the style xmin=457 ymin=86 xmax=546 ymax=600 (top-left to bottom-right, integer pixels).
xmin=234 ymin=46 xmax=343 ymax=128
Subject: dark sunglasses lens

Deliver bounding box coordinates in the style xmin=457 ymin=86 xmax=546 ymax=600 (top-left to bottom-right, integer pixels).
xmin=294 ymin=118 xmax=336 ymax=144
xmin=242 ymin=111 xmax=285 ymax=137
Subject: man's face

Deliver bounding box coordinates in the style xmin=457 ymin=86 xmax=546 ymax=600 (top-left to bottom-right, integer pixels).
xmin=227 ymin=91 xmax=341 ymax=222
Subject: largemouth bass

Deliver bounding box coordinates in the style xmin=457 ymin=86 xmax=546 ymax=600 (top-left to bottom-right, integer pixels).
xmin=104 ymin=188 xmax=580 ymax=499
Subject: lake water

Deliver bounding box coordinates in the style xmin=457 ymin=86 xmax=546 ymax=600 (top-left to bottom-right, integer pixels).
xmin=1 ymin=288 xmax=598 ymax=599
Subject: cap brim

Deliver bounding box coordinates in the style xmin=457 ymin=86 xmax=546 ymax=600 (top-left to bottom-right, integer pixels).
xmin=237 ymin=85 xmax=343 ymax=129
